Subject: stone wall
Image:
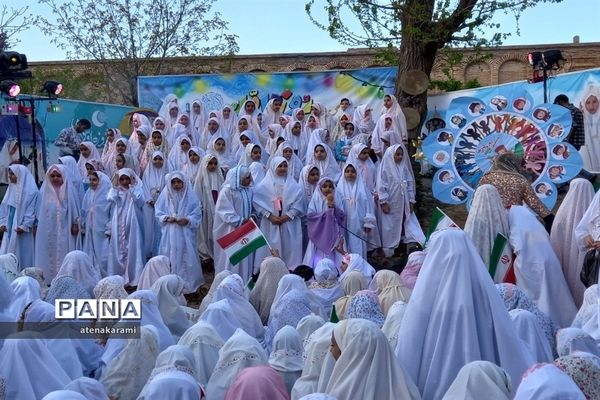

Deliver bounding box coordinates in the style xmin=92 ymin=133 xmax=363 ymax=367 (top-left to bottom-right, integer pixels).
xmin=25 ymin=41 xmax=600 ymax=105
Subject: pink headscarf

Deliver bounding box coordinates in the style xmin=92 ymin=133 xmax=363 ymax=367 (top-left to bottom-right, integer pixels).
xmin=224 ymin=366 xmax=289 ymax=400
xmin=400 ymin=251 xmax=425 ymax=290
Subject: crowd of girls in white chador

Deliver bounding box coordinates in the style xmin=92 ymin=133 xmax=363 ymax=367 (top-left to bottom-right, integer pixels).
xmin=2 ymin=93 xmax=600 ymax=399
xmin=0 ymin=94 xmax=424 ymax=288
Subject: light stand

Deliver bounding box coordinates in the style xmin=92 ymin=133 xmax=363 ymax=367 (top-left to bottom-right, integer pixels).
xmin=17 ymin=98 xmax=43 ymax=185
xmin=528 ymin=50 xmax=566 ymax=103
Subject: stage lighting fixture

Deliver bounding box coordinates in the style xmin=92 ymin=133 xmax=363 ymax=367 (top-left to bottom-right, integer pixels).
xmin=0 ymin=80 xmax=20 ymax=97
xmin=41 ymin=81 xmax=64 ymax=96
xmin=542 ymin=50 xmax=566 ymax=69
xmin=0 ymin=51 xmax=28 ymax=72
xmin=528 ymin=51 xmax=544 ymax=69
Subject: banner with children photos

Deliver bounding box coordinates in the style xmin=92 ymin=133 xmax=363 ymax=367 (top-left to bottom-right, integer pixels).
xmin=0 ymin=97 xmax=136 ymax=184
xmin=137 ymin=67 xmax=397 ymax=121
xmin=421 ymin=67 xmax=600 ymax=209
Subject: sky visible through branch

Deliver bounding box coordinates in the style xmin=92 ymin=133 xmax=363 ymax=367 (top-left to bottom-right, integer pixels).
xmin=4 ymin=0 xmax=600 ymax=61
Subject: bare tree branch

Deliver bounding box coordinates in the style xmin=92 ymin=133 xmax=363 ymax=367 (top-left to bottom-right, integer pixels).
xmin=33 ymin=0 xmax=239 ymax=105
xmin=0 ymin=6 xmax=32 ymax=51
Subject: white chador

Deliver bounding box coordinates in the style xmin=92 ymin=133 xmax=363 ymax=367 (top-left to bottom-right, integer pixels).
xmin=213 ymin=165 xmax=255 ymax=282
xmin=337 ymin=162 xmax=377 ymax=257
xmin=194 ymin=153 xmax=224 ymax=261
xmin=82 ymin=172 xmax=112 ymax=276
xmin=155 ymin=171 xmax=204 ymax=294
xmin=106 ymin=168 xmax=146 ymax=286
xmin=35 ymin=164 xmax=82 ymax=284
xmin=580 ymin=85 xmax=600 ymax=171
xmin=550 ymin=178 xmax=595 ymax=307
xmin=508 ymin=205 xmax=578 ymax=327
xmin=0 ymin=165 xmax=38 ymax=269
xmin=253 ymin=156 xmax=305 ymax=270
xmin=376 ymin=144 xmax=424 ymax=253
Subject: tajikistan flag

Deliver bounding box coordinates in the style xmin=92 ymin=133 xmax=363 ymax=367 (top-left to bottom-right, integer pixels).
xmin=488 ymin=233 xmax=513 ymax=283
xmin=425 ymin=207 xmax=458 ymax=244
xmin=217 ymin=219 xmax=269 ymax=265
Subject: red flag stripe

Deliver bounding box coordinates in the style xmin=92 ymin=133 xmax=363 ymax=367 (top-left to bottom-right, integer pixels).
xmin=216 ymin=220 xmax=256 ymax=249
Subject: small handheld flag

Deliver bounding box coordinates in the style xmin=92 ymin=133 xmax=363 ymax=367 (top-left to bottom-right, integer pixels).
xmin=330 ymin=304 xmax=339 ymax=323
xmin=425 ymin=207 xmax=458 ymax=244
xmin=489 ymin=233 xmax=513 ymax=282
xmin=216 ymin=219 xmax=269 ymax=265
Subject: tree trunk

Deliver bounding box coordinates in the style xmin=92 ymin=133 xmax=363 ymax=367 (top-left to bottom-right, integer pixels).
xmin=396 ymin=37 xmax=439 ymax=139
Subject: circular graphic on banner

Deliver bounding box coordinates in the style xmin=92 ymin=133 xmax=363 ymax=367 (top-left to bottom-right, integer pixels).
xmin=450 ymin=186 xmax=470 ymax=202
xmin=423 ymin=93 xmax=583 ymax=208
xmin=547 ymin=123 xmax=566 ymax=140
xmin=550 ymin=143 xmax=571 ymax=160
xmin=438 ymin=169 xmax=455 ymax=184
xmin=534 ymin=182 xmax=553 ymax=198
xmin=490 ymin=96 xmax=508 ymax=111
xmin=512 ymin=97 xmax=531 ymax=113
xmin=432 ymin=150 xmax=450 ymax=167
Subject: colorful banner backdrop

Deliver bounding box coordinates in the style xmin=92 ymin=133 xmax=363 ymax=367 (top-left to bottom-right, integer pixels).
xmin=137 ymin=67 xmax=398 ymax=118
xmin=421 ymin=68 xmax=600 ymax=208
xmin=0 ymin=97 xmax=136 ymax=183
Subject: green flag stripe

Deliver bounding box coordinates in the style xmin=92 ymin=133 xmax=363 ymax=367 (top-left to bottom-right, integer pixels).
xmin=425 ymin=207 xmax=447 ymax=242
xmin=229 ymin=236 xmax=268 ymax=265
xmin=488 ymin=233 xmax=508 ymax=279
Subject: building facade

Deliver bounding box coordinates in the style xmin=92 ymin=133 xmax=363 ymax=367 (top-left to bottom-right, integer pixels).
xmin=25 ymin=39 xmax=600 ymax=105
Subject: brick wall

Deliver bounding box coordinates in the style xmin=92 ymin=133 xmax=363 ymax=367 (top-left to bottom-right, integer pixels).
xmin=26 ymin=42 xmax=600 ymax=105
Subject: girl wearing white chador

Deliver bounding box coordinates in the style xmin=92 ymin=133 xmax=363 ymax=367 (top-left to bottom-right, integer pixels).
xmin=580 ymin=85 xmax=600 ymax=171
xmin=395 ymin=229 xmax=532 ymax=400
xmin=305 ymin=142 xmax=342 ymax=182
xmin=207 ymin=136 xmax=234 ymax=173
xmin=206 ymin=328 xmax=268 ymax=400
xmin=59 ymin=155 xmax=85 ymax=203
xmin=82 ymin=171 xmax=112 ymax=276
xmin=155 ymin=171 xmax=204 ymax=294
xmin=346 ymin=143 xmax=376 ymax=193
xmin=253 ymin=156 xmax=305 ymax=271
xmin=194 ymin=153 xmax=225 ymax=261
xmin=106 ymin=168 xmax=146 ymax=286
xmin=337 ymin=162 xmax=377 ymax=257
xmin=0 ymin=332 xmax=72 ymax=400
xmin=376 ymin=144 xmax=425 ymax=254
xmin=100 ymin=327 xmax=159 ymax=400
xmin=442 ymin=361 xmax=512 ymax=400
xmin=76 ymin=141 xmax=101 ymax=180
xmin=237 ymin=142 xmax=267 ymax=184
xmin=270 ymin=141 xmax=303 ymax=181
xmin=290 ymin=323 xmax=335 ymax=400
xmin=35 ymin=164 xmax=82 ymax=284
xmin=0 ymin=165 xmax=37 ymax=269
xmin=213 ymin=165 xmax=255 ymax=281
xmin=200 ymin=116 xmax=228 ymax=151
xmin=381 ymin=93 xmax=408 ymax=143
xmin=464 ymin=184 xmax=510 ymax=278
xmin=550 ymin=178 xmax=595 ymax=306
xmin=168 ymin=135 xmax=194 ymax=171
xmin=326 ymin=319 xmax=421 ymax=400
xmin=508 ymin=205 xmax=578 ymax=327
xmin=143 ymin=151 xmax=170 ymax=256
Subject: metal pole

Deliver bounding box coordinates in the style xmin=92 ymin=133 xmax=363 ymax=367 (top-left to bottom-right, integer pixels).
xmin=14 ymin=112 xmax=24 ymax=165
xmin=27 ymin=99 xmax=41 ymax=186
xmin=543 ymin=68 xmax=548 ymax=103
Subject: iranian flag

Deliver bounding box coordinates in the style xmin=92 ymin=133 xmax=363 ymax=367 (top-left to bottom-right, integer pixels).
xmin=488 ymin=233 xmax=514 ymax=283
xmin=216 ymin=219 xmax=269 ymax=265
xmin=425 ymin=207 xmax=458 ymax=243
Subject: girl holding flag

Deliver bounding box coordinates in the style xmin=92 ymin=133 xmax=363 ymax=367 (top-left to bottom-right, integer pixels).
xmin=213 ymin=165 xmax=256 ymax=282
xmin=253 ymin=156 xmax=305 ymax=271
